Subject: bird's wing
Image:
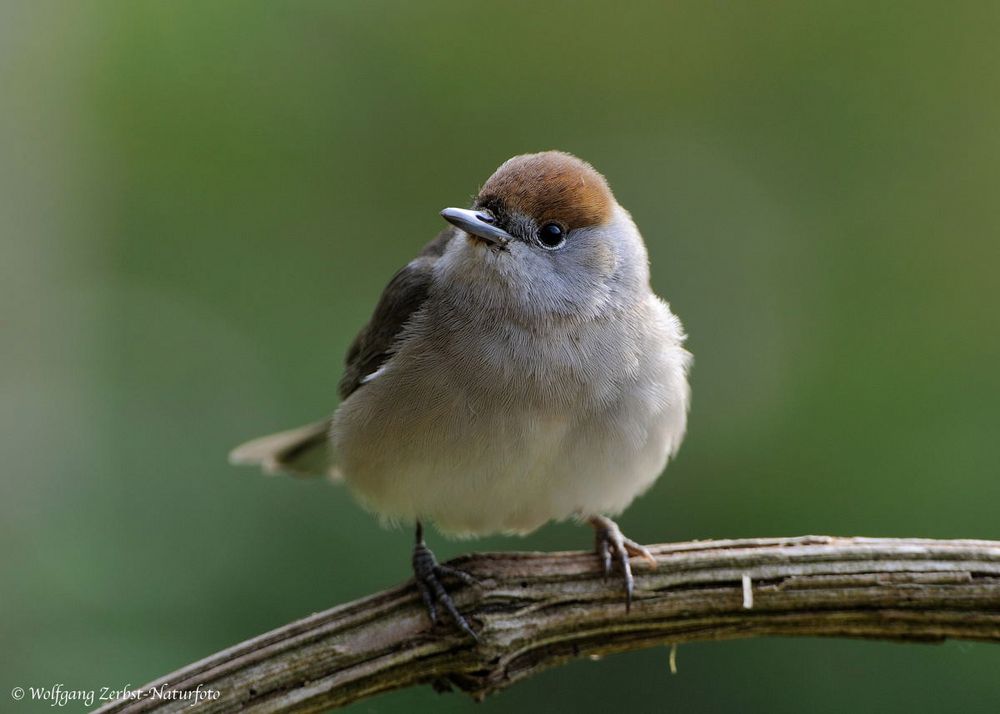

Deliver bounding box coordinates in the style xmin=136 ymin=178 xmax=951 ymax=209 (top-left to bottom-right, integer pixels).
xmin=229 ymin=228 xmax=454 ymax=479
xmin=338 ymin=227 xmax=453 ymax=399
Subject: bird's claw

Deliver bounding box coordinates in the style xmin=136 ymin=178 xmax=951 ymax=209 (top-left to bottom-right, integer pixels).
xmin=590 ymin=515 xmax=657 ymax=612
xmin=412 ymin=540 xmax=478 ymax=640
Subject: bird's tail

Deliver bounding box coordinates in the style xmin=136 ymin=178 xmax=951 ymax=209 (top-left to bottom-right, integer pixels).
xmin=228 ymin=420 xmax=340 ymax=480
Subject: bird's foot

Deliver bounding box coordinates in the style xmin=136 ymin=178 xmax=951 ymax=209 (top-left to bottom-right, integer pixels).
xmin=412 ymin=526 xmax=478 ymax=640
xmin=589 ymin=515 xmax=658 ymax=612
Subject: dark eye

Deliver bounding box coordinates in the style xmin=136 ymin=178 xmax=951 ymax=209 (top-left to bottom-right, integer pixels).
xmin=537 ymin=222 xmax=566 ymax=249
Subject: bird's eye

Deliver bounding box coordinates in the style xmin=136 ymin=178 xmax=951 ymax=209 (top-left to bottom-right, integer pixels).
xmin=537 ymin=222 xmax=566 ymax=249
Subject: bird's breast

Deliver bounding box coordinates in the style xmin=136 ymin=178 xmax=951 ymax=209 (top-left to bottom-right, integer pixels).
xmin=331 ymin=293 xmax=689 ymax=536
xmin=419 ymin=303 xmax=643 ymax=412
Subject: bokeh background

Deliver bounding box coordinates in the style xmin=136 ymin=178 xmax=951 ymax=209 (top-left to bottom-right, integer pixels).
xmin=3 ymin=1 xmax=998 ymax=712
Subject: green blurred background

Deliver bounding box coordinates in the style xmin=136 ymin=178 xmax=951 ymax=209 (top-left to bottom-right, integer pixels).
xmin=3 ymin=1 xmax=998 ymax=712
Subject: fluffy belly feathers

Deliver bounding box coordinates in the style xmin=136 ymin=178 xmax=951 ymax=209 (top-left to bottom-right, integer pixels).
xmin=332 ymin=300 xmax=690 ymax=536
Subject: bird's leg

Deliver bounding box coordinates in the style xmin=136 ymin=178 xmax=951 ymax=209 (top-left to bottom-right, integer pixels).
xmin=411 ymin=520 xmax=478 ymax=640
xmin=589 ymin=515 xmax=658 ymax=612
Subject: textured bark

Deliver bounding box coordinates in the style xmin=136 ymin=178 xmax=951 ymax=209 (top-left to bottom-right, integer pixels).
xmin=94 ymin=536 xmax=1000 ymax=713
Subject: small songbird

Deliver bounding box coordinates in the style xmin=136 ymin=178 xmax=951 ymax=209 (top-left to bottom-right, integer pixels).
xmin=231 ymin=151 xmax=691 ymax=637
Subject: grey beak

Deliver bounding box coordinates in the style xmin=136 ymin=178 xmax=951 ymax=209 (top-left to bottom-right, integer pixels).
xmin=440 ymin=207 xmax=513 ymax=247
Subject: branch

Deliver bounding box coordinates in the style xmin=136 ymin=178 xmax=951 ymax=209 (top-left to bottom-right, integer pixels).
xmin=96 ymin=536 xmax=1000 ymax=713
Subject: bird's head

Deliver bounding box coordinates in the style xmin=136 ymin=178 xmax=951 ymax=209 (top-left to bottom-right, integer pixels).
xmin=439 ymin=151 xmax=651 ymax=322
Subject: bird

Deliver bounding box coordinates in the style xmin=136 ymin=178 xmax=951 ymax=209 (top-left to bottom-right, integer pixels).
xmin=230 ymin=151 xmax=691 ymax=639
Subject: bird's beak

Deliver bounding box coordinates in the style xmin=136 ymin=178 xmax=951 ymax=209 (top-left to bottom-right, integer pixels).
xmin=440 ymin=207 xmax=512 ymax=248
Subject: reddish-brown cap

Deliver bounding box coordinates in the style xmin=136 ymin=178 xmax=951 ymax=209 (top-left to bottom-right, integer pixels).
xmin=476 ymin=151 xmax=615 ymax=230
